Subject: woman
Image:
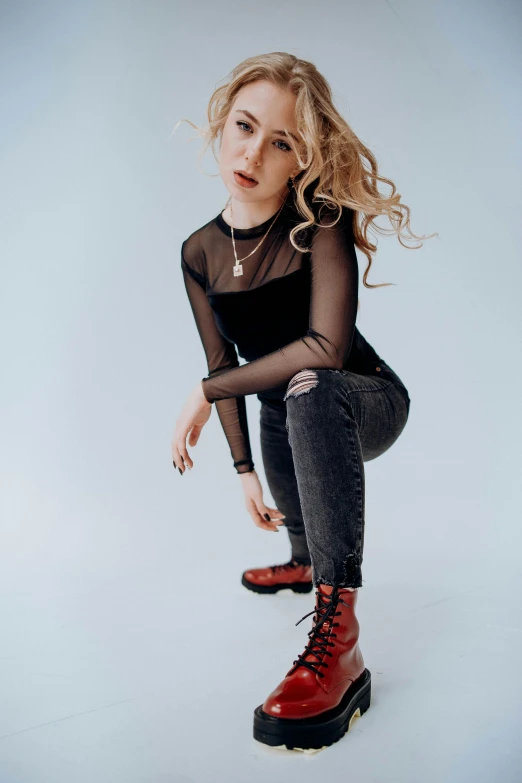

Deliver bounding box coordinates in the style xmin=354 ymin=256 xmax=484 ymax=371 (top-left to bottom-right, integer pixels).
xmin=172 ymin=52 xmax=434 ymax=751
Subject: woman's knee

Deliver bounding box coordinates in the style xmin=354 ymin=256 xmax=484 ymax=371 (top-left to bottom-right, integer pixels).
xmin=283 ymin=369 xmax=320 ymax=401
xmin=283 ymin=368 xmax=345 ymax=402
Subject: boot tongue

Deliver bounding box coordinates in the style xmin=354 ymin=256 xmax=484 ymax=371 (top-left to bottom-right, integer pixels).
xmin=310 ymin=586 xmax=354 ymax=642
xmin=317 ymin=592 xmax=335 ymax=632
xmin=295 ymin=587 xmax=356 ymax=671
xmin=317 ymin=585 xmax=337 ymax=626
xmin=299 ymin=591 xmax=336 ymax=666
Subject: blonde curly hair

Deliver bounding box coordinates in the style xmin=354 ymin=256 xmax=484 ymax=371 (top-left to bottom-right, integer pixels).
xmin=173 ymin=51 xmax=437 ymax=289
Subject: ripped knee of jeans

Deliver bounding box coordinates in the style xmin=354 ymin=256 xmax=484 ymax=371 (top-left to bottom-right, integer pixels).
xmin=283 ymin=369 xmax=319 ymax=401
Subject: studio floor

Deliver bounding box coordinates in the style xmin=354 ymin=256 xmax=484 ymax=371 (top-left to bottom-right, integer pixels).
xmin=0 ymin=552 xmax=520 ymax=783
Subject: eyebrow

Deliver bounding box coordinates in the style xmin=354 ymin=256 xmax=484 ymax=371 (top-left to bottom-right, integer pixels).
xmin=235 ymin=109 xmax=300 ymax=143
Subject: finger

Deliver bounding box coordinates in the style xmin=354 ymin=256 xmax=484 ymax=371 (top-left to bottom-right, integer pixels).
xmin=177 ymin=442 xmax=193 ymax=471
xmin=246 ymin=501 xmax=280 ymax=532
xmin=172 ymin=439 xmax=189 ymax=474
xmin=172 ymin=447 xmax=184 ymax=475
xmin=265 ymin=506 xmax=286 ymax=522
xmin=188 ymin=426 xmax=202 ymax=447
xmin=253 ymin=515 xmax=280 ymax=532
xmin=262 ymin=509 xmax=285 ymax=526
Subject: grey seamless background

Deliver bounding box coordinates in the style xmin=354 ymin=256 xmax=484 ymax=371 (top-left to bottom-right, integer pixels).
xmin=0 ymin=1 xmax=521 ymax=782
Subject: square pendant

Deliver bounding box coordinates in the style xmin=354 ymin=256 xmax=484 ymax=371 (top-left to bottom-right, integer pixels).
xmin=233 ymin=264 xmax=243 ymax=277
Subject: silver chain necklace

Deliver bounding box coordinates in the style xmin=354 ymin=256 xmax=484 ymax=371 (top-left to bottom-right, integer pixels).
xmin=228 ymin=195 xmax=288 ymax=277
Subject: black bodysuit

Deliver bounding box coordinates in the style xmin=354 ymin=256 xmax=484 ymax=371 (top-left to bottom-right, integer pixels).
xmin=181 ymin=190 xmax=383 ymax=474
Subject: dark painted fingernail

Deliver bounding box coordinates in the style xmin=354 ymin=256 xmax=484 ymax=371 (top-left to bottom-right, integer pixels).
xmin=179 ymin=468 xmax=183 ymax=475
xmin=264 ymin=513 xmax=270 ymax=521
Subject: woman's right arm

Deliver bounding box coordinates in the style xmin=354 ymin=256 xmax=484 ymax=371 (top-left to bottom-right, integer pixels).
xmin=181 ymin=249 xmax=255 ymax=474
xmin=181 ymin=247 xmax=287 ymax=531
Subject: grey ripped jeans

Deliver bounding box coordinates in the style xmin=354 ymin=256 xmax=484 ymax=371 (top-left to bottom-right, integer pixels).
xmin=259 ymin=359 xmax=411 ymax=588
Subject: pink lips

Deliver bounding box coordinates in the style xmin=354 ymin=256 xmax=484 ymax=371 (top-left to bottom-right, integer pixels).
xmin=234 ymin=170 xmax=258 ymax=188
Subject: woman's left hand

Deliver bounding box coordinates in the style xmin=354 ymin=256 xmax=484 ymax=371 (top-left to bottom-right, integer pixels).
xmin=172 ymin=381 xmax=212 ymax=474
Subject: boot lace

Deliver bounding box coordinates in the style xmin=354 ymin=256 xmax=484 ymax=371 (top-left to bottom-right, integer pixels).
xmin=269 ymin=558 xmax=309 ymax=574
xmin=289 ymin=586 xmax=352 ymax=678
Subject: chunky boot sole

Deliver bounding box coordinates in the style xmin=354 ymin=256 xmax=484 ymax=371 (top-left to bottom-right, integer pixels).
xmin=241 ymin=574 xmax=313 ymax=594
xmin=253 ymin=668 xmax=371 ymax=751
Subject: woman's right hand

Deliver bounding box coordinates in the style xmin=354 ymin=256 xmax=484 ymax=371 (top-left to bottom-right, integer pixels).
xmin=239 ymin=470 xmax=286 ymax=532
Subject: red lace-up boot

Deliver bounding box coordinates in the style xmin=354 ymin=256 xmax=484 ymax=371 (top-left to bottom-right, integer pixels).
xmin=253 ymin=584 xmax=371 ymax=750
xmin=241 ymin=558 xmax=313 ymax=594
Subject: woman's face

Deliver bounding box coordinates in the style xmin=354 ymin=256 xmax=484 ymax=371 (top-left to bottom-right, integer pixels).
xmin=218 ymin=80 xmax=301 ymax=204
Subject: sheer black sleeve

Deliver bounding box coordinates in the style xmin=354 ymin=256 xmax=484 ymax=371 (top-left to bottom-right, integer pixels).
xmin=181 ymin=248 xmax=255 ymax=474
xmin=200 ymin=207 xmax=359 ymax=403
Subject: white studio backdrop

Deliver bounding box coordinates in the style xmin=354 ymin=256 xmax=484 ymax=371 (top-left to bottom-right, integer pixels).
xmin=0 ymin=2 xmax=521 ymax=782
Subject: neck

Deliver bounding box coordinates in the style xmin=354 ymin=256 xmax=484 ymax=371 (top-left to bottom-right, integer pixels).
xmin=224 ymin=188 xmax=290 ymax=229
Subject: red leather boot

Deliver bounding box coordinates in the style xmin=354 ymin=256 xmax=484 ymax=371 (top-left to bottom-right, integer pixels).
xmin=241 ymin=558 xmax=313 ymax=594
xmin=253 ymin=584 xmax=371 ymax=750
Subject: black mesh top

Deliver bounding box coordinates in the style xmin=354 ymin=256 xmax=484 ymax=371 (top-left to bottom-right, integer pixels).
xmin=181 ymin=189 xmax=383 ymax=474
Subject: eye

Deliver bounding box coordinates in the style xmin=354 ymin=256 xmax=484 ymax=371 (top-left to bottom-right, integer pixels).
xmin=274 ymin=140 xmax=292 ymax=152
xmin=236 ymin=121 xmax=292 ymax=153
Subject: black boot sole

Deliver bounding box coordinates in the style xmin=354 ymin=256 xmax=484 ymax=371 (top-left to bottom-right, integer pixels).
xmin=253 ymin=668 xmax=371 ymax=750
xmin=241 ymin=574 xmax=313 ymax=594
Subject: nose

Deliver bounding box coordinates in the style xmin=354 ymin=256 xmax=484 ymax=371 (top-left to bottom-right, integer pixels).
xmin=245 ymin=139 xmax=262 ymax=167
